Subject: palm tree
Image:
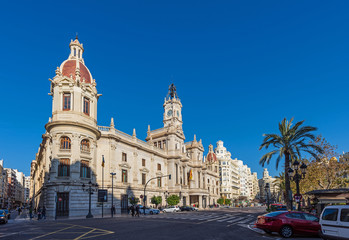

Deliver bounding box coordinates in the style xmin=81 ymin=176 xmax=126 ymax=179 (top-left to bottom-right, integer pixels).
xmin=259 ymin=118 xmax=322 ymax=210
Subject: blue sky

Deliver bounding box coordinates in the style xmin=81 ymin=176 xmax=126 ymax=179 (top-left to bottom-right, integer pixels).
xmin=1 ymin=1 xmax=349 ymax=178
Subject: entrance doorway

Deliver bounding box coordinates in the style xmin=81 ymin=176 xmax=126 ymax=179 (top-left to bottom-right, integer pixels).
xmin=56 ymin=192 xmax=69 ymax=217
xmin=182 ymin=196 xmax=187 ymax=206
xmin=121 ymin=194 xmax=128 ymax=214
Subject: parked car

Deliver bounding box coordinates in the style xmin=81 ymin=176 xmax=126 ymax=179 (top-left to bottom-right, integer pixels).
xmin=143 ymin=207 xmax=160 ymax=215
xmin=180 ymin=206 xmax=198 ymax=211
xmin=270 ymin=204 xmax=287 ymax=211
xmin=256 ymin=211 xmax=320 ymax=238
xmin=163 ymin=206 xmax=180 ymax=213
xmin=1 ymin=209 xmax=10 ymax=219
xmin=0 ymin=210 xmax=8 ymax=224
xmin=180 ymin=206 xmax=192 ymax=211
xmin=319 ymin=205 xmax=349 ymax=240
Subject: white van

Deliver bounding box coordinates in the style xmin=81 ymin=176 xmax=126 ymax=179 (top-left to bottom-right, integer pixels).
xmin=319 ymin=205 xmax=349 ymax=240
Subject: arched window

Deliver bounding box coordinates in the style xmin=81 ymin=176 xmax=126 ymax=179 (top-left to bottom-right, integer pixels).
xmin=81 ymin=139 xmax=90 ymax=152
xmin=60 ymin=137 xmax=71 ymax=150
xmin=74 ymin=48 xmax=76 ymax=56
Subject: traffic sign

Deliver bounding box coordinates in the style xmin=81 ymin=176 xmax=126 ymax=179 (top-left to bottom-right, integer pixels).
xmin=294 ymin=194 xmax=302 ymax=203
xmin=58 ymin=198 xmax=62 ymax=202
xmin=140 ymin=195 xmax=143 ymax=199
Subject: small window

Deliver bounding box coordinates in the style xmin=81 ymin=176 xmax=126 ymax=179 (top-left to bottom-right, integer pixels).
xmin=80 ymin=160 xmax=90 ymax=178
xmin=142 ymin=159 xmax=146 ymax=167
xmin=340 ymin=209 xmax=349 ymax=222
xmin=63 ymin=93 xmax=71 ymax=111
xmin=78 ymin=49 xmax=81 ymax=58
xmin=142 ymin=173 xmax=146 ymax=185
xmin=157 ymin=164 xmax=161 ymax=171
xmin=154 ymin=142 xmax=157 ymax=147
xmin=60 ymin=137 xmax=71 ymax=150
xmin=322 ymin=209 xmax=338 ymax=221
xmin=303 ymin=213 xmax=318 ymax=221
xmin=122 ymin=153 xmax=127 ymax=162
xmin=122 ymin=170 xmax=127 ymax=183
xmin=74 ymin=48 xmax=76 ymax=56
xmin=81 ymin=139 xmax=90 ymax=152
xmin=158 ymin=141 xmax=162 ymax=149
xmin=286 ymin=213 xmax=305 ymax=219
xmin=58 ymin=158 xmax=70 ymax=177
xmin=83 ymin=97 xmax=90 ymax=116
xmin=157 ymin=177 xmax=161 ymax=187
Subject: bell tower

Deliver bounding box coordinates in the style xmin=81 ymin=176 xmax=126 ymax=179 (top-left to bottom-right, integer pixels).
xmin=163 ymin=84 xmax=183 ymax=130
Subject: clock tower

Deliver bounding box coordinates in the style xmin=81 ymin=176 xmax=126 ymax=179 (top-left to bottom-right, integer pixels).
xmin=163 ymin=84 xmax=183 ymax=129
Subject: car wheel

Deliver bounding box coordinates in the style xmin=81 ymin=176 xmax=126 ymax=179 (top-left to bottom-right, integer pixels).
xmin=280 ymin=225 xmax=293 ymax=238
xmin=150 ymin=211 xmax=153 ymax=215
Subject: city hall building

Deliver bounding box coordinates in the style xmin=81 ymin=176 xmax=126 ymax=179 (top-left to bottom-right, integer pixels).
xmin=30 ymin=38 xmax=220 ymax=218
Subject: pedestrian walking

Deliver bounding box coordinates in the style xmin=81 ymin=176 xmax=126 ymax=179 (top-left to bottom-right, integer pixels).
xmin=131 ymin=205 xmax=135 ymax=217
xmin=18 ymin=207 xmax=22 ymax=216
xmin=29 ymin=207 xmax=33 ymax=220
xmin=37 ymin=207 xmax=42 ymax=220
xmin=42 ymin=206 xmax=46 ymax=219
xmin=135 ymin=205 xmax=140 ymax=217
xmin=111 ymin=205 xmax=116 ymax=215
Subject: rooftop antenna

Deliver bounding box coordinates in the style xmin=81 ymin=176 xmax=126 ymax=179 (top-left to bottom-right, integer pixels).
xmin=75 ymin=32 xmax=78 ymax=40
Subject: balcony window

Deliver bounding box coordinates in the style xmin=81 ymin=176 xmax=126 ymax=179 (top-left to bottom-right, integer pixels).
xmin=83 ymin=97 xmax=90 ymax=116
xmin=58 ymin=158 xmax=70 ymax=177
xmin=122 ymin=170 xmax=127 ymax=183
xmin=60 ymin=137 xmax=71 ymax=150
xmin=80 ymin=160 xmax=90 ymax=178
xmin=81 ymin=139 xmax=90 ymax=152
xmin=63 ymin=93 xmax=71 ymax=111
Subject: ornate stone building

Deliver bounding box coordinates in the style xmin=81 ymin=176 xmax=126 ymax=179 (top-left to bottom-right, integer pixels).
xmin=258 ymin=168 xmax=279 ymax=203
xmin=30 ymin=38 xmax=220 ymax=218
xmin=215 ymin=141 xmax=240 ymax=200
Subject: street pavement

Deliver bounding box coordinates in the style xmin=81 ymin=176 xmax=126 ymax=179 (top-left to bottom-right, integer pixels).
xmin=0 ymin=207 xmax=321 ymax=240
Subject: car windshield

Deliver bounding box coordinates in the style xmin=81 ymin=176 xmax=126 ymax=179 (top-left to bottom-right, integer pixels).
xmin=0 ymin=210 xmax=4 ymax=215
xmin=264 ymin=211 xmax=287 ymax=217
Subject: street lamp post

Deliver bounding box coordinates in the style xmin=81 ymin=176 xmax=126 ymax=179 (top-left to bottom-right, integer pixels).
xmin=265 ymin=183 xmax=270 ymax=209
xmin=82 ymin=181 xmax=98 ymax=218
xmin=110 ymin=172 xmax=116 ymax=218
xmin=288 ymin=159 xmax=307 ymax=211
xmin=143 ymin=174 xmax=171 ymax=215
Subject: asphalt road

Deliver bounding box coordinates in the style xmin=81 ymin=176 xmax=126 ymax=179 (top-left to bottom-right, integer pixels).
xmin=0 ymin=207 xmax=320 ymax=240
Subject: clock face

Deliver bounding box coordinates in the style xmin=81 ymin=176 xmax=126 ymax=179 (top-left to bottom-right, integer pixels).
xmin=167 ymin=110 xmax=173 ymax=117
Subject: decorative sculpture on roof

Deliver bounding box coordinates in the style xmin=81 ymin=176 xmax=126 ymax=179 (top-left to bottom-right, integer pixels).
xmin=166 ymin=83 xmax=178 ymax=99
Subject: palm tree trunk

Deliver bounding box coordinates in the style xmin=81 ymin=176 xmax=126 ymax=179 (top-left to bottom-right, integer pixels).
xmin=284 ymin=153 xmax=292 ymax=210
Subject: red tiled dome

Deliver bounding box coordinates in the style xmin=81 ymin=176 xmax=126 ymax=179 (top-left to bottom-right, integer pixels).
xmin=61 ymin=60 xmax=91 ymax=83
xmin=207 ymin=152 xmax=217 ymax=163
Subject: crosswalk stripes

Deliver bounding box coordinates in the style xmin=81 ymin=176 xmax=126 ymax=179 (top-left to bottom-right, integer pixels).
xmin=145 ymin=213 xmax=257 ymax=226
xmin=227 ymin=217 xmax=245 ymax=223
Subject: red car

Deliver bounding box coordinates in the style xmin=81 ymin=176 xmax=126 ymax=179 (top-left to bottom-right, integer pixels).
xmin=256 ymin=211 xmax=320 ymax=238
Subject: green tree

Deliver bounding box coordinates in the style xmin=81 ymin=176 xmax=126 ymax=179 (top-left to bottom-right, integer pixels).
xmin=225 ymin=199 xmax=232 ymax=205
xmin=259 ymin=118 xmax=322 ymax=210
xmin=217 ymin=198 xmax=224 ymax=205
xmin=297 ymin=136 xmax=349 ymax=194
xmin=128 ymin=196 xmax=139 ymax=206
xmin=151 ymin=196 xmax=162 ymax=208
xmin=166 ymin=195 xmax=180 ymax=206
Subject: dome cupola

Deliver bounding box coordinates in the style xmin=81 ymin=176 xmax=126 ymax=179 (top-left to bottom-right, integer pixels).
xmin=206 ymin=144 xmax=217 ymax=163
xmin=59 ymin=36 xmax=93 ymax=84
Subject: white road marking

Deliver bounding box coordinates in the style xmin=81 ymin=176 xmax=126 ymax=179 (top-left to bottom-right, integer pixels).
xmin=227 ymin=217 xmax=245 ymax=223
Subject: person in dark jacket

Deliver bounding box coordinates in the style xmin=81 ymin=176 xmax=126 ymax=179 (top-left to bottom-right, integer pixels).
xmin=130 ymin=205 xmax=135 ymax=217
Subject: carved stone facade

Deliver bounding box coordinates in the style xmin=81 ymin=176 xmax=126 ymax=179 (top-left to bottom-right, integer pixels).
xmin=30 ymin=38 xmax=220 ymax=218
